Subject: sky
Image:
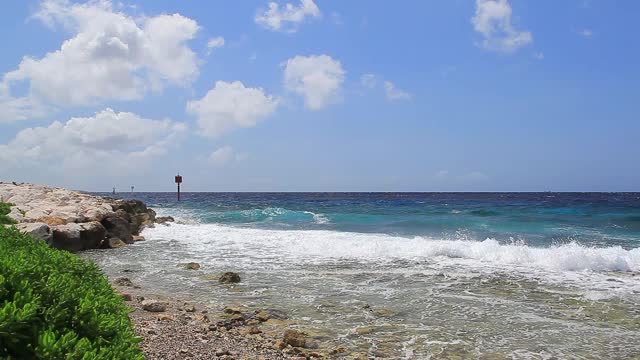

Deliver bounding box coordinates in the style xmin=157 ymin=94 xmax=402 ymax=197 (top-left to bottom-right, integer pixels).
xmin=0 ymin=0 xmax=638 ymax=192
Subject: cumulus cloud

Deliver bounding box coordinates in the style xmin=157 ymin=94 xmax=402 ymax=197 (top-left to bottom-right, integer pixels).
xmin=208 ymin=146 xmax=248 ymax=166
xmin=207 ymin=36 xmax=225 ymax=55
xmin=383 ymin=81 xmax=411 ymax=101
xmin=283 ymin=54 xmax=345 ymax=110
xmin=255 ymin=0 xmax=320 ymax=33
xmin=0 ymin=108 xmax=185 ymax=172
xmin=0 ymin=0 xmax=200 ymax=120
xmin=186 ymin=81 xmax=279 ymax=137
xmin=472 ymin=0 xmax=532 ymax=53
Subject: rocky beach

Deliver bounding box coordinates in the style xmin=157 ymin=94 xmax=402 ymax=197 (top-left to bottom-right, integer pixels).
xmin=1 ymin=182 xmax=342 ymax=360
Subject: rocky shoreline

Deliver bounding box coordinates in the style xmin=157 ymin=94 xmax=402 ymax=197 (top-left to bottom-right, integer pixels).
xmin=1 ymin=182 xmax=359 ymax=359
xmin=0 ymin=182 xmax=155 ymax=251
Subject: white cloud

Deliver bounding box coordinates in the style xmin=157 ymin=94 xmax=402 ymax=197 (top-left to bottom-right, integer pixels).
xmin=384 ymin=81 xmax=411 ymax=101
xmin=207 ymin=36 xmax=225 ymax=55
xmin=208 ymin=146 xmax=248 ymax=166
xmin=186 ymin=81 xmax=279 ymax=137
xmin=472 ymin=0 xmax=532 ymax=53
xmin=0 ymin=108 xmax=185 ymax=171
xmin=577 ymin=29 xmax=593 ymax=38
xmin=255 ymin=0 xmax=320 ymax=33
xmin=0 ymin=0 xmax=200 ymax=116
xmin=360 ymin=74 xmax=377 ymax=89
xmin=283 ymin=54 xmax=345 ymax=110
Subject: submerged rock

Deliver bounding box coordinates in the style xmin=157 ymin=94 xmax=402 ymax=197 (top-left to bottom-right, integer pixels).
xmin=184 ymin=262 xmax=201 ymax=270
xmin=114 ymin=277 xmax=133 ymax=287
xmin=219 ymin=272 xmax=241 ymax=283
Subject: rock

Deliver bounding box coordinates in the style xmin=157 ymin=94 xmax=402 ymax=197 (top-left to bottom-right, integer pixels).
xmin=114 ymin=277 xmax=133 ymax=287
xmin=183 ymin=304 xmax=196 ymax=312
xmin=113 ymin=199 xmax=156 ymax=234
xmin=101 ymin=215 xmax=132 ymax=244
xmin=132 ymin=235 xmax=145 ymax=242
xmin=157 ymin=314 xmax=175 ymax=321
xmin=103 ymin=237 xmax=126 ymax=248
xmin=184 ymin=262 xmax=201 ymax=270
xmin=37 ymin=216 xmax=67 ymax=226
xmin=283 ymin=329 xmax=306 ymax=348
xmin=273 ymin=340 xmax=287 ymax=350
xmin=256 ymin=311 xmax=270 ymax=322
xmin=224 ymin=307 xmax=243 ymax=315
xmin=248 ymin=326 xmax=261 ymax=334
xmin=219 ymin=272 xmax=241 ymax=283
xmin=119 ymin=293 xmax=133 ymax=301
xmin=50 ymin=221 xmax=106 ymax=251
xmin=15 ymin=222 xmax=52 ymax=243
xmin=373 ymin=309 xmax=397 ymax=317
xmin=156 ymin=216 xmax=175 ymax=224
xmin=141 ymin=300 xmax=167 ymax=312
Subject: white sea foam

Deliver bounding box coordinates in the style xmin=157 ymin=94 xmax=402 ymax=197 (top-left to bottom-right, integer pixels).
xmin=143 ymin=223 xmax=640 ymax=273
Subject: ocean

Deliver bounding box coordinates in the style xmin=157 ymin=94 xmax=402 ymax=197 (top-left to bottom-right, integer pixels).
xmin=84 ymin=192 xmax=640 ymax=359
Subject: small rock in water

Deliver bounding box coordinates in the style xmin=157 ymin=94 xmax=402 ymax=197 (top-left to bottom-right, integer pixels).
xmin=219 ymin=272 xmax=241 ymax=283
xmin=156 ymin=216 xmax=175 ymax=224
xmin=184 ymin=262 xmax=201 ymax=270
xmin=283 ymin=329 xmax=306 ymax=348
xmin=132 ymin=235 xmax=145 ymax=242
xmin=113 ymin=277 xmax=133 ymax=287
xmin=119 ymin=292 xmax=132 ymax=301
xmin=183 ymin=304 xmax=196 ymax=312
xmin=141 ymin=299 xmax=167 ymax=312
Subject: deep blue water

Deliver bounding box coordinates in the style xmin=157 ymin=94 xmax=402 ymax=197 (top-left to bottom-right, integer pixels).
xmin=95 ymin=192 xmax=640 ymax=249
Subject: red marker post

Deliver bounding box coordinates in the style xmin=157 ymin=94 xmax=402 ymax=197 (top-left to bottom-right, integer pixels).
xmin=175 ymin=174 xmax=183 ymax=201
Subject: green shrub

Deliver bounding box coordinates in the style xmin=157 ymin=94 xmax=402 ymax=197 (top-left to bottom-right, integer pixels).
xmin=0 ymin=226 xmax=144 ymax=359
xmin=0 ymin=203 xmax=16 ymax=225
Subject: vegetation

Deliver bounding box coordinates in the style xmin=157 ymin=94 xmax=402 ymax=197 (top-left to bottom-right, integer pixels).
xmin=0 ymin=225 xmax=144 ymax=359
xmin=0 ymin=202 xmax=16 ymax=225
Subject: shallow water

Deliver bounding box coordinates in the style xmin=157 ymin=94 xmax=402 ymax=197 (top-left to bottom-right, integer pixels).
xmin=85 ymin=193 xmax=640 ymax=359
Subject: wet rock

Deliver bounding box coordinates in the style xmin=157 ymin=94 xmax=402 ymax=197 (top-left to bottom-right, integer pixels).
xmin=101 ymin=215 xmax=132 ymax=244
xmin=184 ymin=262 xmax=201 ymax=270
xmin=219 ymin=272 xmax=241 ymax=283
xmin=103 ymin=237 xmax=126 ymax=248
xmin=119 ymin=293 xmax=133 ymax=301
xmin=15 ymin=222 xmax=52 ymax=243
xmin=283 ymin=329 xmax=306 ymax=348
xmin=183 ymin=304 xmax=196 ymax=312
xmin=373 ymin=308 xmax=397 ymax=317
xmin=156 ymin=216 xmax=175 ymax=224
xmin=273 ymin=340 xmax=287 ymax=350
xmin=142 ymin=300 xmax=167 ymax=312
xmin=132 ymin=235 xmax=145 ymax=242
xmin=356 ymin=326 xmax=375 ymax=335
xmin=114 ymin=277 xmax=133 ymax=287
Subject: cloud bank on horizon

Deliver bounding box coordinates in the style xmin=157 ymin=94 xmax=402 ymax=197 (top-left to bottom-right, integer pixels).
xmin=0 ymin=0 xmax=637 ymax=191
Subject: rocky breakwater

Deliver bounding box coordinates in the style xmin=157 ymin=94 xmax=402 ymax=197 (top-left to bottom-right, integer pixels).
xmin=0 ymin=182 xmax=156 ymax=252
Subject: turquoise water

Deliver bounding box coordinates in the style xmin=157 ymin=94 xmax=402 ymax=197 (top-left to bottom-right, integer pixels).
xmin=87 ymin=193 xmax=640 ymax=358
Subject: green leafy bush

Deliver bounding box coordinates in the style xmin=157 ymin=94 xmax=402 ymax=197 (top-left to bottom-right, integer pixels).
xmin=0 ymin=202 xmax=16 ymax=225
xmin=0 ymin=225 xmax=144 ymax=359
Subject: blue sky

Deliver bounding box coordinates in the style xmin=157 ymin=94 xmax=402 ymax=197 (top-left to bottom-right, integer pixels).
xmin=0 ymin=0 xmax=638 ymax=192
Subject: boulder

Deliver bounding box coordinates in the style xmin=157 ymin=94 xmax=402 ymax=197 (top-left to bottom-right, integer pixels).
xmin=101 ymin=215 xmax=132 ymax=244
xmin=50 ymin=221 xmax=106 ymax=251
xmin=142 ymin=300 xmax=167 ymax=312
xmin=283 ymin=329 xmax=306 ymax=348
xmin=219 ymin=272 xmax=241 ymax=283
xmin=112 ymin=199 xmax=156 ymax=234
xmin=15 ymin=222 xmax=52 ymax=243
